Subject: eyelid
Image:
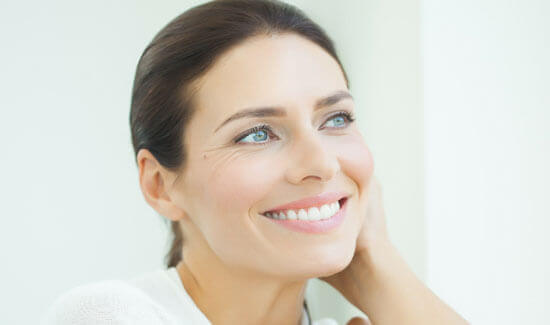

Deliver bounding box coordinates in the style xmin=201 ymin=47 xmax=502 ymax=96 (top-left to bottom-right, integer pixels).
xmin=233 ymin=123 xmax=276 ymax=144
xmin=233 ymin=110 xmax=356 ymax=144
xmin=321 ymin=110 xmax=355 ymax=128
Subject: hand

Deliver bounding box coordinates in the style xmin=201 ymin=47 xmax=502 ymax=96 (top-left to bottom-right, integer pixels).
xmin=346 ymin=316 xmax=372 ymax=325
xmin=318 ymin=176 xmax=470 ymax=324
xmin=354 ymin=175 xmax=391 ymax=254
xmin=318 ymin=175 xmax=391 ymax=311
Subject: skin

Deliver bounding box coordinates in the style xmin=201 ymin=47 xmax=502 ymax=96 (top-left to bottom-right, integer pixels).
xmin=138 ymin=33 xmax=469 ymax=325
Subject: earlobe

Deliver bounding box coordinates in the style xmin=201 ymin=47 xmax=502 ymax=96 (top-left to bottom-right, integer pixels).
xmin=137 ymin=149 xmax=184 ymax=221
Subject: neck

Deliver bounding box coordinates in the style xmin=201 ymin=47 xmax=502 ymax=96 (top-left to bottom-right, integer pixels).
xmin=176 ymin=244 xmax=308 ymax=325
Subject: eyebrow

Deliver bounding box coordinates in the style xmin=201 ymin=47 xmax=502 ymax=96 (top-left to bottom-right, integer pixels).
xmin=214 ymin=90 xmax=354 ymax=133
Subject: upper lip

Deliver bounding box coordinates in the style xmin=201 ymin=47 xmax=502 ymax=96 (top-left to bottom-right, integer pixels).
xmin=261 ymin=191 xmax=350 ymax=214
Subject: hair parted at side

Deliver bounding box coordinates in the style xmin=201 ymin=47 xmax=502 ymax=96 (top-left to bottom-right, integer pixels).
xmin=129 ymin=0 xmax=350 ymax=269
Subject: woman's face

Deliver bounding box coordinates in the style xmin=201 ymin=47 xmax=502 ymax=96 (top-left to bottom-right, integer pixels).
xmin=172 ymin=33 xmax=374 ymax=279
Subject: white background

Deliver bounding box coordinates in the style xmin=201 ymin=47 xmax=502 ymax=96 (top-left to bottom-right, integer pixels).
xmin=0 ymin=0 xmax=548 ymax=324
xmin=422 ymin=0 xmax=549 ymax=323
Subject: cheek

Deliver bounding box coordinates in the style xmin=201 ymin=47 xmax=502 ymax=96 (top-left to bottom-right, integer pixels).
xmin=197 ymin=151 xmax=281 ymax=267
xmin=206 ymin=150 xmax=279 ymax=218
xmin=334 ymin=132 xmax=375 ymax=203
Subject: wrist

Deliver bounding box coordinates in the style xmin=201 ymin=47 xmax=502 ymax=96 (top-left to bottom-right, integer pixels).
xmin=350 ymin=237 xmax=469 ymax=324
xmin=349 ymin=237 xmax=404 ymax=310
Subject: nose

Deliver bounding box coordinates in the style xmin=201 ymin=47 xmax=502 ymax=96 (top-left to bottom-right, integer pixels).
xmin=285 ymin=128 xmax=339 ymax=184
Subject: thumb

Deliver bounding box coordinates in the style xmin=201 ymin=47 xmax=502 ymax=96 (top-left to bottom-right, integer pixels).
xmin=346 ymin=316 xmax=371 ymax=325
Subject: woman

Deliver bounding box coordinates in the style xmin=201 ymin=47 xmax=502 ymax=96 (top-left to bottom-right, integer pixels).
xmin=43 ymin=0 xmax=469 ymax=324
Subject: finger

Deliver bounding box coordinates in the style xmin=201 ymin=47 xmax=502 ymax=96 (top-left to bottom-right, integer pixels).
xmin=368 ymin=175 xmax=382 ymax=197
xmin=346 ymin=316 xmax=372 ymax=325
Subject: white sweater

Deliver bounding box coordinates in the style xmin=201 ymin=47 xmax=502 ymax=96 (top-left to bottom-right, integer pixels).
xmin=41 ymin=267 xmax=338 ymax=325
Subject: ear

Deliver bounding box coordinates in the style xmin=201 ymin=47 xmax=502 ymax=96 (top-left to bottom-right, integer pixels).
xmin=137 ymin=148 xmax=185 ymax=221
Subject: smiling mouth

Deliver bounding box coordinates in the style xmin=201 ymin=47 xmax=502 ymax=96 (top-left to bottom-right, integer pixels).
xmin=261 ymin=197 xmax=348 ymax=221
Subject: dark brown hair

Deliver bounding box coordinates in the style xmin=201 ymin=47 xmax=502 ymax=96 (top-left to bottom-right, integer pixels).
xmin=130 ymin=0 xmax=350 ymax=268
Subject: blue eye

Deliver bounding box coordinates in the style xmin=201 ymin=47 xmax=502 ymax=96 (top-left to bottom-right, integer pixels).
xmin=235 ymin=124 xmax=275 ymax=145
xmin=234 ymin=111 xmax=355 ymax=145
xmin=325 ymin=115 xmax=346 ymax=128
xmin=322 ymin=111 xmax=356 ymax=129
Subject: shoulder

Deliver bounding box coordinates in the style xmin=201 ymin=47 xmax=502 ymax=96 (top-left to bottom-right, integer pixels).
xmin=42 ymin=279 xmax=178 ymax=325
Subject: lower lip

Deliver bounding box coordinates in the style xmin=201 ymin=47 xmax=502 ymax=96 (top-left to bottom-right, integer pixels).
xmin=263 ymin=198 xmax=348 ymax=234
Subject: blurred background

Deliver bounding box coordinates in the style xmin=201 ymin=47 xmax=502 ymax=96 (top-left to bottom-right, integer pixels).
xmin=0 ymin=0 xmax=548 ymax=324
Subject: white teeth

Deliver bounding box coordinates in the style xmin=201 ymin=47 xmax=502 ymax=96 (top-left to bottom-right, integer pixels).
xmin=264 ymin=199 xmax=343 ymax=221
xmin=332 ymin=201 xmax=340 ymax=214
xmin=297 ymin=209 xmax=308 ymax=220
xmin=307 ymin=207 xmax=321 ymax=221
xmin=286 ymin=210 xmax=297 ymax=220
xmin=320 ymin=204 xmax=332 ymax=219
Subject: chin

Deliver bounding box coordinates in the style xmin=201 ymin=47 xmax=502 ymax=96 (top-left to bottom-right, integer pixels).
xmin=295 ymin=241 xmax=356 ymax=279
xmin=317 ymin=251 xmax=355 ymax=278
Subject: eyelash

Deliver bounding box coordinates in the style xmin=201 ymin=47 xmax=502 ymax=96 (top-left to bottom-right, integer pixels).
xmin=233 ymin=110 xmax=356 ymax=145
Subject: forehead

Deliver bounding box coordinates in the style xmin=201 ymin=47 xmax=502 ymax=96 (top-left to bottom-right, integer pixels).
xmin=191 ymin=33 xmax=348 ymax=120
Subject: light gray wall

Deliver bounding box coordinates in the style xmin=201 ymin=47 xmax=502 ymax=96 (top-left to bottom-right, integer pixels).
xmin=422 ymin=0 xmax=550 ymax=323
xmin=0 ymin=1 xmax=200 ymax=324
